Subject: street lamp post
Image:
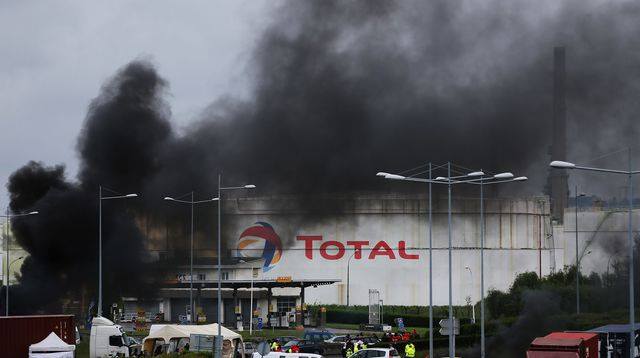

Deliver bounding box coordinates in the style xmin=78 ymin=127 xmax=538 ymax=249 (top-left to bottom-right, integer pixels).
xmin=551 ymin=151 xmax=638 ymax=358
xmin=465 ymin=266 xmax=476 ymax=323
xmin=427 ymin=162 xmax=433 ymax=358
xmin=215 ymin=175 xmax=255 ymax=358
xmin=98 ymin=187 xmax=137 ymax=317
xmin=378 ymin=165 xmax=526 ymax=358
xmin=238 ymin=260 xmax=258 ymax=335
xmin=477 ymin=172 xmax=525 ymax=358
xmin=164 ymin=192 xmax=219 ymax=324
xmin=2 ymin=209 xmax=38 ymax=316
xmin=575 ymin=187 xmax=586 ymax=315
xmin=250 ymin=266 xmax=256 ymax=335
xmin=446 ymin=163 xmax=454 ymax=357
xmin=346 ymin=250 xmax=357 ymax=307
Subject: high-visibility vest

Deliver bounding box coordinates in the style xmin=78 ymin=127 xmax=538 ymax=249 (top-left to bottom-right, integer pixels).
xmin=353 ymin=345 xmax=359 ymax=354
xmin=271 ymin=342 xmax=278 ymax=351
xmin=405 ymin=344 xmax=416 ymax=358
xmin=346 ymin=348 xmax=353 ymax=357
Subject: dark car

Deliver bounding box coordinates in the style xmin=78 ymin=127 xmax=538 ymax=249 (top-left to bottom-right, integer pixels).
xmin=303 ymin=330 xmax=335 ymax=342
xmin=283 ymin=339 xmax=343 ymax=356
xmin=275 ymin=336 xmax=300 ymax=346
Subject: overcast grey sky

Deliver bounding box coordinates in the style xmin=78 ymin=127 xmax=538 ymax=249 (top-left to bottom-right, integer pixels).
xmin=0 ymin=1 xmax=271 ymax=210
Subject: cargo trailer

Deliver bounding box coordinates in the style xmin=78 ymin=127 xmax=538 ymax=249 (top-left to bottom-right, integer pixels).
xmin=0 ymin=315 xmax=75 ymax=358
xmin=526 ymin=332 xmax=599 ymax=358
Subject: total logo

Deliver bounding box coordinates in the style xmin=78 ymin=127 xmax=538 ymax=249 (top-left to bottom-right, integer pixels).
xmin=236 ymin=222 xmax=420 ymax=272
xmin=236 ymin=222 xmax=283 ymax=272
xmin=297 ymin=236 xmax=419 ymax=260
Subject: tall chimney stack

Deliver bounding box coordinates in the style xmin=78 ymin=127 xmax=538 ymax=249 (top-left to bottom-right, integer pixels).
xmin=550 ymin=46 xmax=569 ymax=224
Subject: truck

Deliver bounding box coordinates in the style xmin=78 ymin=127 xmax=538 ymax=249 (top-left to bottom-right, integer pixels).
xmin=0 ymin=314 xmax=76 ymax=358
xmin=526 ymin=332 xmax=599 ymax=358
xmin=90 ymin=316 xmax=141 ymax=357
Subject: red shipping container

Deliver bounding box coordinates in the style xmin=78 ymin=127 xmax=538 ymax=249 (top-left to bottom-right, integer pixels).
xmin=0 ymin=315 xmax=75 ymax=358
xmin=527 ymin=332 xmax=599 ymax=358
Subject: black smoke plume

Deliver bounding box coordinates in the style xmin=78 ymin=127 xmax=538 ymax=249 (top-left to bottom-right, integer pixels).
xmin=6 ymin=0 xmax=640 ymax=313
xmin=3 ymin=62 xmax=167 ymax=314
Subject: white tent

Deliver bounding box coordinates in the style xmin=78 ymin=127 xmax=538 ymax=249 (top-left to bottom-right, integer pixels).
xmin=29 ymin=331 xmax=75 ymax=358
xmin=143 ymin=324 xmax=243 ymax=355
xmin=145 ymin=323 xmax=241 ymax=342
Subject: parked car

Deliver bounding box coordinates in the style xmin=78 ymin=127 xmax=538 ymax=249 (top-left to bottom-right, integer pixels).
xmin=282 ymin=339 xmax=343 ymax=356
xmin=350 ymin=348 xmax=401 ymax=358
xmin=327 ymin=335 xmax=380 ymax=349
xmin=303 ymin=330 xmax=335 ymax=342
xmin=325 ymin=335 xmax=348 ymax=348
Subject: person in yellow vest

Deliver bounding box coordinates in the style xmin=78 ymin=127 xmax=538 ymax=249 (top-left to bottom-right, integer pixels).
xmin=271 ymin=341 xmax=279 ymax=351
xmin=405 ymin=342 xmax=416 ymax=358
xmin=353 ymin=343 xmax=359 ymax=355
xmin=345 ymin=347 xmax=353 ymax=358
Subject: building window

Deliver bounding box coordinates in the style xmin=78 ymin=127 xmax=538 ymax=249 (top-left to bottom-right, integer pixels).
xmin=221 ymin=271 xmax=230 ymax=280
xmin=277 ymin=297 xmax=297 ymax=314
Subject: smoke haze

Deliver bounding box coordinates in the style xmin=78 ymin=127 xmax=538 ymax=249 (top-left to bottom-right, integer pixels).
xmin=5 ymin=0 xmax=640 ymax=313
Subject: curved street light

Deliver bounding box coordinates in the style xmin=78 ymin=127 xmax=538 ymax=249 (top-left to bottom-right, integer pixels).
xmin=346 ymin=250 xmax=358 ymax=307
xmin=377 ymin=165 xmax=526 ymax=358
xmin=216 ymin=175 xmax=255 ymax=358
xmin=98 ymin=187 xmax=138 ymax=317
xmin=164 ymin=192 xmax=219 ymax=323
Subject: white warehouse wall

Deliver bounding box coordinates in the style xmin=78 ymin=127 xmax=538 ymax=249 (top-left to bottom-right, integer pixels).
xmin=223 ymin=194 xmax=552 ymax=306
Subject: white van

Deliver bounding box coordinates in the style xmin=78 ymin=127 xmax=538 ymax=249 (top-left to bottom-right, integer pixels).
xmin=89 ymin=316 xmax=132 ymax=357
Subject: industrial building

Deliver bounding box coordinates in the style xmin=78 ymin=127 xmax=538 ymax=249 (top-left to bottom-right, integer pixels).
xmin=122 ymin=193 xmax=559 ymax=326
xmin=119 ymin=192 xmax=639 ymax=328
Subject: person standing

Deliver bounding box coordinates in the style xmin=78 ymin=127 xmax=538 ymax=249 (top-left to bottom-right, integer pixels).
xmin=404 ymin=342 xmax=415 ymax=358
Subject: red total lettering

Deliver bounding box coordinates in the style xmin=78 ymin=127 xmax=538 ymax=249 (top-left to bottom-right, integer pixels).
xmin=346 ymin=241 xmax=369 ymax=259
xmin=398 ymin=241 xmax=419 ymax=259
xmin=296 ymin=235 xmax=322 ymax=259
xmin=320 ymin=241 xmax=346 ymax=260
xmin=368 ymin=241 xmax=396 ymax=259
